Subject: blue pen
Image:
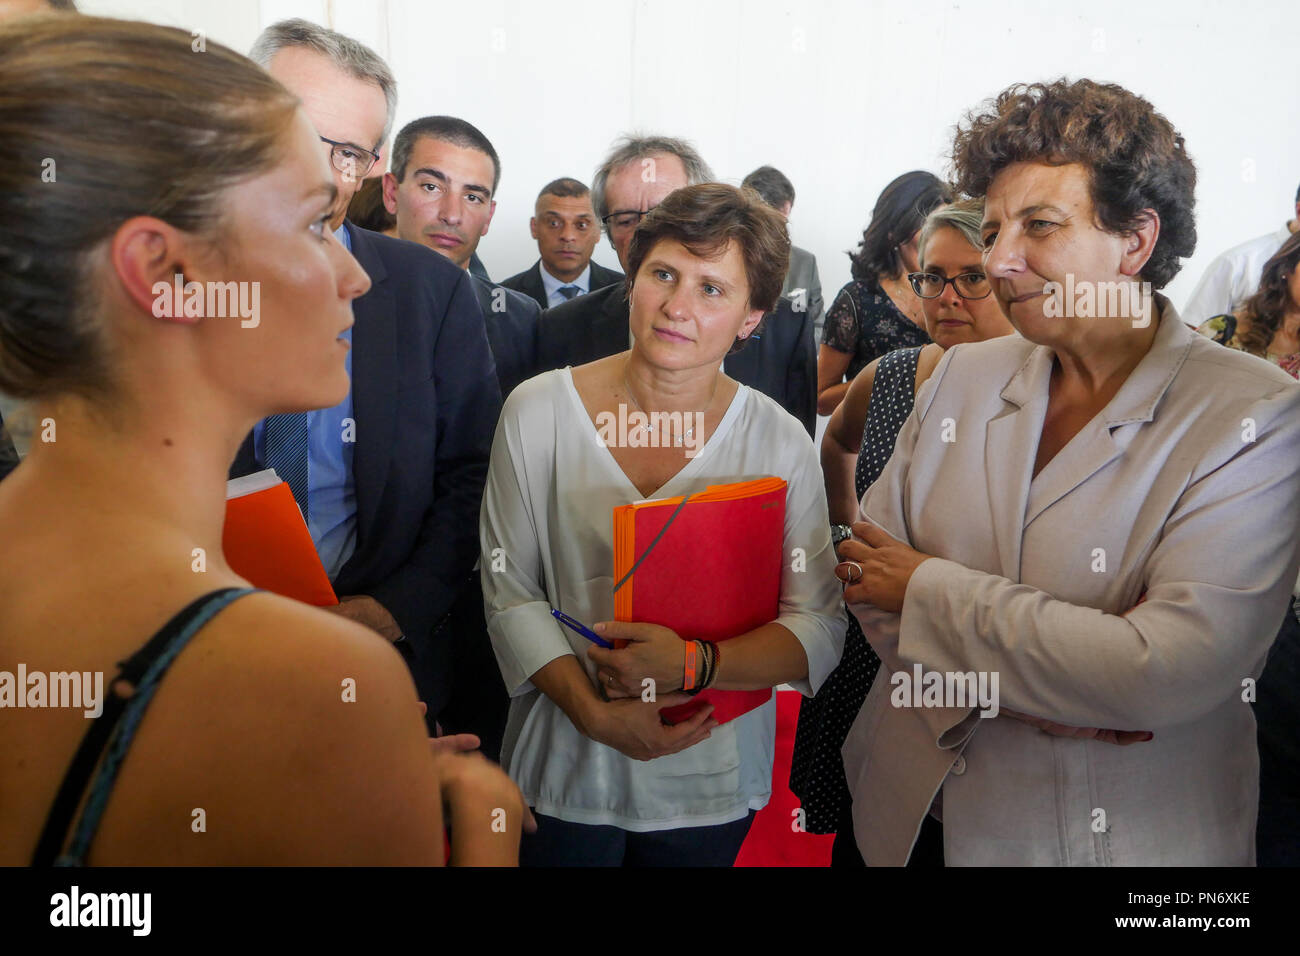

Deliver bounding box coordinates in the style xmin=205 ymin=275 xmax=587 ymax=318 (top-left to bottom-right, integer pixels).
xmin=551 ymin=608 xmax=614 ymax=649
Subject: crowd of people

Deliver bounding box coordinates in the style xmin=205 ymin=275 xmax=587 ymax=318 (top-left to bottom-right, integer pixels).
xmin=1 ymin=4 xmax=1298 ymax=868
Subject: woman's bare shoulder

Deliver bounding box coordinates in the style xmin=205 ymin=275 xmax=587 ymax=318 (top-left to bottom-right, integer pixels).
xmin=89 ymin=591 xmax=443 ymax=864
xmin=174 ymin=591 xmax=423 ymax=733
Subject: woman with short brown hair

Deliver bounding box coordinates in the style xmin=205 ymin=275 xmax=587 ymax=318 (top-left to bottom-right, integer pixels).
xmin=481 ymin=183 xmax=846 ymax=866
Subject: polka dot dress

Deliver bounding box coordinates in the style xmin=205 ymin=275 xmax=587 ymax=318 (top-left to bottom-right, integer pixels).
xmin=790 ymin=345 xmax=923 ymax=833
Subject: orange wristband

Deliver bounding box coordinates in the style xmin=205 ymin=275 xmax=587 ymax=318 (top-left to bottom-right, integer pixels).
xmin=683 ymin=640 xmax=698 ymax=692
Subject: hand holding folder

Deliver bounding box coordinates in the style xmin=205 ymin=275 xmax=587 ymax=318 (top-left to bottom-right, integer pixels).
xmin=612 ymin=477 xmax=786 ymax=725
xmin=223 ymin=469 xmax=337 ymax=606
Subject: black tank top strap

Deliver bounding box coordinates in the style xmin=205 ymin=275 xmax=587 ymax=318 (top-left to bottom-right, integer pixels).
xmin=30 ymin=587 xmax=258 ymax=867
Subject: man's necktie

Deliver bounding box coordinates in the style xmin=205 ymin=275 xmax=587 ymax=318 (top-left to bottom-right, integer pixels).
xmin=557 ymin=285 xmax=581 ymax=300
xmin=263 ymin=412 xmax=309 ymax=518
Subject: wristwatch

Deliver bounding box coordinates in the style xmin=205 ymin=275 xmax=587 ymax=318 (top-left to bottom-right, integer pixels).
xmin=831 ymin=524 xmax=853 ymax=547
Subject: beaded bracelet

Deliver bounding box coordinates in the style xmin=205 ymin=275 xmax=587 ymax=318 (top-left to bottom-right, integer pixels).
xmin=703 ymin=641 xmax=721 ymax=689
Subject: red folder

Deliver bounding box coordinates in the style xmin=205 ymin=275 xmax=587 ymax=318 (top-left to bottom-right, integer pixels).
xmin=223 ymin=471 xmax=337 ymax=607
xmin=613 ymin=477 xmax=786 ymax=725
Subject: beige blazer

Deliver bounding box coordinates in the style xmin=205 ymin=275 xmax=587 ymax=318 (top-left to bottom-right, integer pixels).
xmin=842 ymin=298 xmax=1300 ymax=865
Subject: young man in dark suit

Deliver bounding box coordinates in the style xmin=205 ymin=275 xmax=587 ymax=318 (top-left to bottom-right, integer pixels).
xmin=383 ymin=116 xmax=539 ymax=401
xmin=384 ymin=114 xmax=554 ymax=759
xmin=535 ymin=135 xmax=818 ymax=436
xmin=233 ymin=22 xmax=502 ymax=737
xmin=501 ymin=178 xmax=623 ymax=310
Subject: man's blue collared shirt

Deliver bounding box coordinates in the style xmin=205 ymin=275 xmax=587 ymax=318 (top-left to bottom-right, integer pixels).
xmin=540 ymin=260 xmax=591 ymax=309
xmin=253 ymin=222 xmax=358 ymax=579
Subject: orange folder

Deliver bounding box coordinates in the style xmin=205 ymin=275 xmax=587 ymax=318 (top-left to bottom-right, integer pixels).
xmin=223 ymin=470 xmax=337 ymax=606
xmin=613 ymin=477 xmax=786 ymax=725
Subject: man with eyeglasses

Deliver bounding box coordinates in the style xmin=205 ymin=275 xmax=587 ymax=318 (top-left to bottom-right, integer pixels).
xmin=501 ymin=178 xmax=624 ymax=311
xmin=535 ymin=134 xmax=818 ymax=436
xmin=232 ymin=21 xmax=501 ymax=736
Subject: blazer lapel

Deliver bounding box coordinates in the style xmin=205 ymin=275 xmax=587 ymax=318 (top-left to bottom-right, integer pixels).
xmin=1022 ymin=420 xmax=1123 ymax=530
xmin=527 ymin=261 xmax=546 ymax=308
xmin=984 ymin=345 xmax=1051 ymax=579
xmin=1024 ymin=300 xmax=1193 ymax=527
xmin=341 ymin=222 xmax=398 ymax=558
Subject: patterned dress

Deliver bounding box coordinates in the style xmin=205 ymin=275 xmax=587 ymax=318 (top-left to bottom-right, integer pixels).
xmin=822 ymin=280 xmax=930 ymax=382
xmin=1197 ymin=313 xmax=1300 ymax=379
xmin=790 ymin=345 xmax=924 ymax=833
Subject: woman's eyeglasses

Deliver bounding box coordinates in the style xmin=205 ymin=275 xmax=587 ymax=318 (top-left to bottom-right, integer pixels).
xmin=907 ymin=272 xmax=991 ymax=300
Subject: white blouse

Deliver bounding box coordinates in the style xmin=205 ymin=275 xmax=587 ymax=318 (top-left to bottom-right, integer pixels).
xmin=480 ymin=367 xmax=846 ymax=831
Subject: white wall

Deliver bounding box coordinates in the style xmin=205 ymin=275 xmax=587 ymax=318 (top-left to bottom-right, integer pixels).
xmin=62 ymin=0 xmax=1300 ymax=309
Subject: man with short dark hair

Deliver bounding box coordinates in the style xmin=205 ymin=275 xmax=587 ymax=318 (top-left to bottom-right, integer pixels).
xmin=1183 ymin=181 xmax=1300 ymax=324
xmin=383 ymin=114 xmax=539 ymax=400
xmin=501 ymin=178 xmax=623 ymax=310
xmin=536 ymin=135 xmax=818 ymax=436
xmin=742 ymin=165 xmax=796 ymax=217
xmin=231 ymin=23 xmax=502 ymax=739
xmin=383 ymin=114 xmax=538 ymax=759
xmin=742 ymin=165 xmax=825 ymax=343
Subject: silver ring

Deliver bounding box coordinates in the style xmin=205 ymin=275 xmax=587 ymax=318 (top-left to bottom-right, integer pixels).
xmin=837 ymin=560 xmax=864 ymax=584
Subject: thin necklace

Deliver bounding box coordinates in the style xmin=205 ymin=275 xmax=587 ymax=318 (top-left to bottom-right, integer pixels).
xmin=885 ymin=274 xmax=924 ymax=326
xmin=622 ymin=361 xmax=718 ymax=447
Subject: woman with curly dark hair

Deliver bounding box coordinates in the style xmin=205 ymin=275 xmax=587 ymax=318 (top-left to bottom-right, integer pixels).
xmin=816 ymin=172 xmax=951 ymax=414
xmin=837 ymin=77 xmax=1300 ymax=865
xmin=1198 ymin=231 xmax=1300 ymax=378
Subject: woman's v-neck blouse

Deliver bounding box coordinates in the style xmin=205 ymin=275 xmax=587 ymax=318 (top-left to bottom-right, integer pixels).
xmin=480 ymin=368 xmax=846 ymax=830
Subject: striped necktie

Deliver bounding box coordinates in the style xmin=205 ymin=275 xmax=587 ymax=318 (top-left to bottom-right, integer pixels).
xmin=263 ymin=412 xmax=309 ymax=518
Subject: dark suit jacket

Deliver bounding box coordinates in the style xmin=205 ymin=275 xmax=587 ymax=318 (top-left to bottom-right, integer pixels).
xmin=230 ymin=222 xmax=502 ymax=716
xmin=535 ymin=283 xmax=817 ymax=436
xmin=500 ymin=259 xmax=624 ymax=312
xmin=468 ymin=251 xmax=490 ymax=282
xmin=471 ymin=275 xmax=540 ymax=399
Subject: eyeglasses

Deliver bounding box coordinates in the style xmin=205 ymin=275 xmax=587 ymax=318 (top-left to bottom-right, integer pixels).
xmin=319 ymin=136 xmax=381 ymax=181
xmin=907 ymin=271 xmax=991 ymax=300
xmin=601 ymin=209 xmax=650 ymax=233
